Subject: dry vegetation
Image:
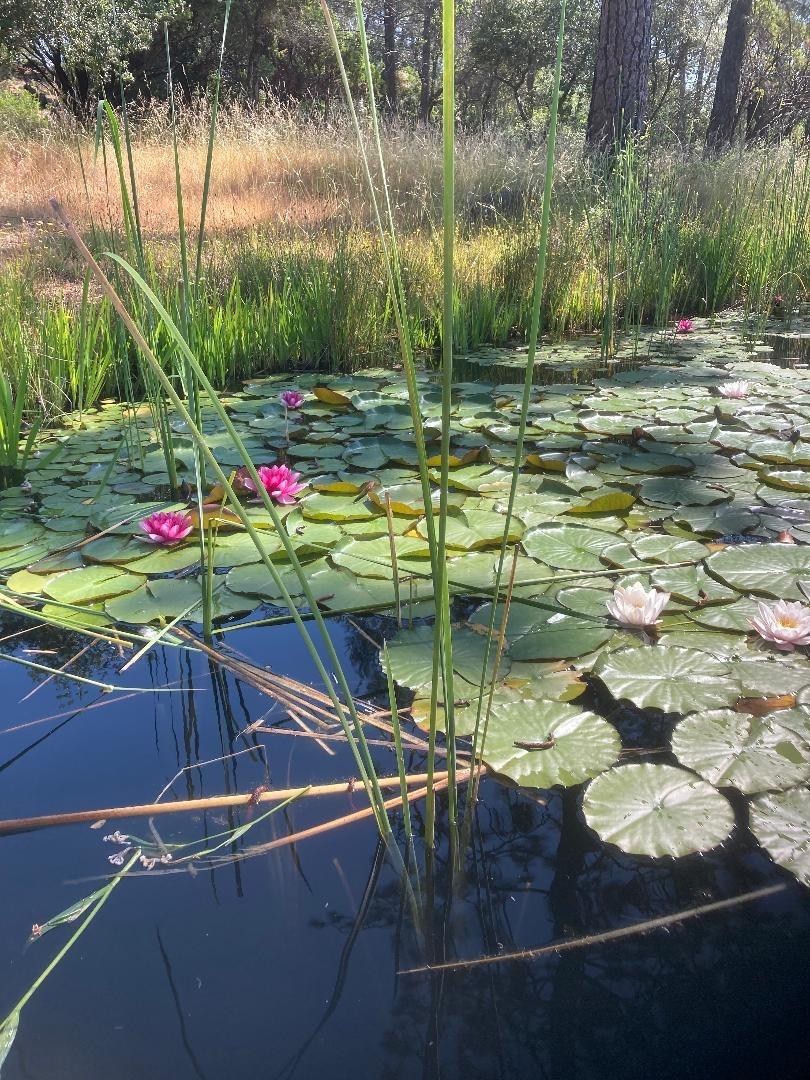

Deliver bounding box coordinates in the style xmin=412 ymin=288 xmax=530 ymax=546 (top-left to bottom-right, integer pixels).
xmin=0 ymin=103 xmax=808 ymax=409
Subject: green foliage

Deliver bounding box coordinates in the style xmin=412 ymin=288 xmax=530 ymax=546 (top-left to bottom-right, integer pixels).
xmin=0 ymin=0 xmax=184 ymax=112
xmin=0 ymin=86 xmax=44 ymax=133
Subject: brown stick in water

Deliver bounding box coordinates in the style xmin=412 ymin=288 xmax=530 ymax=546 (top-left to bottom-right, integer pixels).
xmin=398 ymin=883 xmax=789 ymax=975
xmin=0 ymin=770 xmax=455 ymax=835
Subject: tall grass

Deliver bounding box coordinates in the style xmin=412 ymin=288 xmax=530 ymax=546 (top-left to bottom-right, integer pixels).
xmin=3 ymin=135 xmax=808 ymax=413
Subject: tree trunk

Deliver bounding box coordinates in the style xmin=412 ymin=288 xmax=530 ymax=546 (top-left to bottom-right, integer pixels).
xmin=586 ymin=0 xmax=653 ymax=151
xmin=383 ymin=0 xmax=398 ymax=115
xmin=706 ymin=0 xmax=753 ymax=150
xmin=418 ymin=0 xmax=436 ymax=123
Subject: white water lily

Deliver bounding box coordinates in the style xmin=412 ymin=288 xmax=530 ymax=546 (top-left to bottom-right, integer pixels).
xmin=606 ymin=583 xmax=670 ymax=627
xmin=749 ymin=599 xmax=810 ymax=650
xmin=718 ymin=380 xmax=750 ymax=399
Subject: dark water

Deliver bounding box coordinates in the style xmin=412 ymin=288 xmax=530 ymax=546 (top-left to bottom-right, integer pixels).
xmin=1 ymin=612 xmax=809 ymax=1080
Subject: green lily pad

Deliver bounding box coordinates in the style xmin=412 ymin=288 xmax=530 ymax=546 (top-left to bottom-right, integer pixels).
xmin=0 ymin=519 xmax=44 ymax=549
xmin=750 ymin=788 xmax=810 ymax=886
xmin=706 ymin=544 xmax=810 ymax=600
xmin=595 ymin=647 xmax=737 ymax=713
xmin=640 ymin=478 xmax=729 ymax=506
xmin=631 ymin=535 xmax=710 ymax=564
xmin=582 ymin=763 xmax=734 ymax=857
xmin=382 ymin=624 xmax=508 ymax=692
xmin=509 ymin=614 xmax=615 ymax=661
xmin=672 ymin=711 xmax=810 ymax=793
xmin=44 ymin=565 xmax=146 ymax=605
xmin=482 ymin=702 xmax=620 ymax=788
xmin=522 ymin=523 xmax=613 ymax=571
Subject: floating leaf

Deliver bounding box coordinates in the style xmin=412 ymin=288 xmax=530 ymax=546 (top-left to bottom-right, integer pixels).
xmin=313 ymin=385 xmax=352 ymax=406
xmin=583 ymin=764 xmax=734 ymax=857
xmin=567 ymin=489 xmax=636 ymax=515
xmin=522 ymin=523 xmax=613 ymax=571
xmin=332 ymin=536 xmax=431 ymax=580
xmin=706 ymin=544 xmax=810 ymax=600
xmin=595 ymin=647 xmax=737 ymax=713
xmin=44 ymin=566 xmax=145 ymax=605
xmin=0 ymin=519 xmax=44 ymax=549
xmin=672 ymin=711 xmax=810 ymax=793
xmin=509 ymin=613 xmax=615 ymax=661
xmin=301 ymin=492 xmax=379 ymax=522
xmin=631 ymin=535 xmax=709 ymax=564
xmin=640 ymin=478 xmax=729 ymax=506
xmin=482 ymin=701 xmax=620 ymax=788
xmin=750 ymin=788 xmax=810 ymax=886
xmin=382 ymin=624 xmax=508 ymax=692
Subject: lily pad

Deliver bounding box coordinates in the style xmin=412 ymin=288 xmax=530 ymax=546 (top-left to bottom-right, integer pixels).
xmin=509 ymin=613 xmax=615 ymax=661
xmin=522 ymin=523 xmax=613 ymax=571
xmin=706 ymin=544 xmax=810 ymax=600
xmin=44 ymin=565 xmax=146 ymax=605
xmin=482 ymin=702 xmax=620 ymax=788
xmin=582 ymin=763 xmax=734 ymax=857
xmin=750 ymin=788 xmax=810 ymax=886
xmin=672 ymin=711 xmax=810 ymax=793
xmin=595 ymin=647 xmax=737 ymax=713
xmin=382 ymin=624 xmax=508 ymax=692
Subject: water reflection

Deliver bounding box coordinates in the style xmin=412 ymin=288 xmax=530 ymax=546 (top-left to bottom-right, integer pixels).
xmin=0 ymin=609 xmax=808 ymax=1080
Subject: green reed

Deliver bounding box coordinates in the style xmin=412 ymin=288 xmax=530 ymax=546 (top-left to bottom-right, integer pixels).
xmin=464 ymin=0 xmax=568 ymax=819
xmin=55 ymin=205 xmax=394 ymax=840
xmin=321 ymin=0 xmax=454 ymax=847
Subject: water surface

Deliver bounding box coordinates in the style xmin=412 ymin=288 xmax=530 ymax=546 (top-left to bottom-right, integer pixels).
xmin=1 ymin=612 xmax=808 ymax=1079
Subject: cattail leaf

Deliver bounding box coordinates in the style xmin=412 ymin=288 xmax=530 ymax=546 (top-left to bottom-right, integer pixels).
xmin=0 ymin=1010 xmax=20 ymax=1073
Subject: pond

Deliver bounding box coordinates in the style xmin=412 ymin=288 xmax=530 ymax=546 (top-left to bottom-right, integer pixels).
xmin=1 ymin=313 xmax=810 ymax=1078
xmin=0 ymin=616 xmax=808 ymax=1079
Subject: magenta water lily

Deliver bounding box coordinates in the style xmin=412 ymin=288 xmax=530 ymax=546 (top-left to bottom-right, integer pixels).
xmin=280 ymin=390 xmax=305 ymax=410
xmin=240 ymin=463 xmax=305 ymax=505
xmin=675 ymin=318 xmax=694 ymax=334
xmin=140 ymin=509 xmax=194 ymax=545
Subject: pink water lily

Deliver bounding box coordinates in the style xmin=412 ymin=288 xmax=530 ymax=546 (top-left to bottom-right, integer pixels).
xmin=140 ymin=509 xmax=193 ymax=545
xmin=749 ymin=600 xmax=810 ymax=650
xmin=675 ymin=318 xmax=694 ymax=334
xmin=240 ymin=463 xmax=305 ymax=505
xmin=718 ymin=380 xmax=750 ymax=399
xmin=606 ymin=583 xmax=670 ymax=628
xmin=280 ymin=389 xmax=305 ymax=410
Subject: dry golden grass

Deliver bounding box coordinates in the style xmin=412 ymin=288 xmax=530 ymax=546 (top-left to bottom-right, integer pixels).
xmin=0 ymin=106 xmax=548 ymax=274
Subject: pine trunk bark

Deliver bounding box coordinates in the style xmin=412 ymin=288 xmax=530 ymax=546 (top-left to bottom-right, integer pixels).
xmin=586 ymin=0 xmax=653 ymax=152
xmin=383 ymin=0 xmax=398 ymax=116
xmin=706 ymin=0 xmax=753 ymax=150
xmin=418 ymin=1 xmax=435 ymax=123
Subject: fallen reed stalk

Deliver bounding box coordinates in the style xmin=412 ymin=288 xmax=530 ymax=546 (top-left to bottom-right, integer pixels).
xmin=132 ymin=769 xmax=472 ymax=875
xmin=397 ymin=882 xmax=789 ymax=975
xmin=172 ymin=625 xmax=433 ymax=753
xmin=0 ymin=770 xmax=455 ymax=834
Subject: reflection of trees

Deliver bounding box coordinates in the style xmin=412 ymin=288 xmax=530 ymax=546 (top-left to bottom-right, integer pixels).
xmin=0 ymin=610 xmax=125 ymax=706
xmin=3 ymin=608 xmax=808 ymax=1080
xmin=288 ymin=776 xmax=809 ymax=1080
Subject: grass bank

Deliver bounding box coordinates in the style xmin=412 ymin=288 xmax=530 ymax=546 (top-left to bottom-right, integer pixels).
xmin=0 ymin=104 xmax=808 ymax=418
